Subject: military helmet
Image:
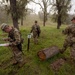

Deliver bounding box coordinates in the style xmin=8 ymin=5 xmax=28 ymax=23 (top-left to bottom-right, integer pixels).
xmin=1 ymin=23 xmax=9 ymax=31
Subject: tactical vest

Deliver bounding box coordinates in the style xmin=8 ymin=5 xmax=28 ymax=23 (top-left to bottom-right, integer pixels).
xmin=8 ymin=28 xmax=22 ymax=51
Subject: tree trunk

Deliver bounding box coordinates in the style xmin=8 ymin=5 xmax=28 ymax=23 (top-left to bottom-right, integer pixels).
xmin=21 ymin=17 xmax=23 ymax=26
xmin=43 ymin=11 xmax=46 ymax=26
xmin=12 ymin=18 xmax=19 ymax=29
xmin=57 ymin=5 xmax=62 ymax=29
xmin=43 ymin=1 xmax=47 ymax=27
xmin=57 ymin=15 xmax=61 ymax=29
xmin=37 ymin=46 xmax=60 ymax=60
xmin=43 ymin=11 xmax=47 ymax=26
xmin=10 ymin=0 xmax=19 ymax=29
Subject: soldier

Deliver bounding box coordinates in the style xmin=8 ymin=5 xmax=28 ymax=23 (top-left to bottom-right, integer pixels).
xmin=60 ymin=17 xmax=75 ymax=61
xmin=31 ymin=20 xmax=41 ymax=44
xmin=1 ymin=23 xmax=25 ymax=67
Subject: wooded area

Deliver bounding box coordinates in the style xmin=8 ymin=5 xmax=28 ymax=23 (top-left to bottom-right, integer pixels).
xmin=0 ymin=0 xmax=75 ymax=75
xmin=0 ymin=0 xmax=74 ymax=29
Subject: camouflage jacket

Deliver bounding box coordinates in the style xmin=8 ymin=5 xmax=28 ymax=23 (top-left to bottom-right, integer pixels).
xmin=31 ymin=24 xmax=41 ymax=33
xmin=63 ymin=24 xmax=75 ymax=36
xmin=8 ymin=27 xmax=22 ymax=46
xmin=63 ymin=23 xmax=75 ymax=42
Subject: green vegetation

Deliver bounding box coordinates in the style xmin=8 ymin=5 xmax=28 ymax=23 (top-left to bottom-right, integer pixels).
xmin=0 ymin=25 xmax=75 ymax=75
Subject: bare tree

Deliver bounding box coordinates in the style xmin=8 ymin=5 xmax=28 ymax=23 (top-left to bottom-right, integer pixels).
xmin=31 ymin=0 xmax=51 ymax=26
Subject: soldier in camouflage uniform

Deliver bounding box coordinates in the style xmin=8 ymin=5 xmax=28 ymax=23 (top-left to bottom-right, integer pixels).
xmin=1 ymin=23 xmax=25 ymax=67
xmin=61 ymin=17 xmax=75 ymax=61
xmin=31 ymin=21 xmax=41 ymax=44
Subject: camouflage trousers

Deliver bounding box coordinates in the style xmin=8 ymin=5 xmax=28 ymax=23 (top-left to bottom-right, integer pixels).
xmin=11 ymin=46 xmax=24 ymax=63
xmin=62 ymin=38 xmax=75 ymax=60
xmin=62 ymin=37 xmax=73 ymax=51
xmin=70 ymin=44 xmax=75 ymax=60
xmin=33 ymin=32 xmax=38 ymax=44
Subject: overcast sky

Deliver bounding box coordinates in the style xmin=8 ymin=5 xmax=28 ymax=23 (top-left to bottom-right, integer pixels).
xmin=27 ymin=0 xmax=75 ymax=14
xmin=70 ymin=0 xmax=75 ymax=14
xmin=0 ymin=0 xmax=75 ymax=14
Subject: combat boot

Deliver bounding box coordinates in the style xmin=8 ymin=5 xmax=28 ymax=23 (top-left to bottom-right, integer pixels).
xmin=12 ymin=60 xmax=18 ymax=65
xmin=18 ymin=60 xmax=26 ymax=68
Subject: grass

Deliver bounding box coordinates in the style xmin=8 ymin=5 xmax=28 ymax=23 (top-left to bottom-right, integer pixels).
xmin=0 ymin=24 xmax=75 ymax=75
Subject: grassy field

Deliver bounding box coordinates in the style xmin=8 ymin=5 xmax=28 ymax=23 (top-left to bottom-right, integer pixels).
xmin=0 ymin=25 xmax=75 ymax=75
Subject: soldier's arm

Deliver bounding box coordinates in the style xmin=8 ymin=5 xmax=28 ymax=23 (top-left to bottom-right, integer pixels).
xmin=3 ymin=38 xmax=9 ymax=41
xmin=72 ymin=27 xmax=75 ymax=34
xmin=38 ymin=25 xmax=41 ymax=33
xmin=71 ymin=37 xmax=75 ymax=43
xmin=3 ymin=37 xmax=13 ymax=41
xmin=30 ymin=25 xmax=34 ymax=33
xmin=62 ymin=26 xmax=70 ymax=35
xmin=10 ymin=29 xmax=21 ymax=46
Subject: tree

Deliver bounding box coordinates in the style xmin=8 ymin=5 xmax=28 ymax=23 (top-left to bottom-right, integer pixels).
xmin=3 ymin=0 xmax=28 ymax=29
xmin=31 ymin=0 xmax=51 ymax=26
xmin=16 ymin=0 xmax=28 ymax=26
xmin=10 ymin=0 xmax=19 ymax=29
xmin=51 ymin=0 xmax=71 ymax=29
xmin=38 ymin=11 xmax=43 ymax=21
xmin=0 ymin=2 xmax=9 ymax=24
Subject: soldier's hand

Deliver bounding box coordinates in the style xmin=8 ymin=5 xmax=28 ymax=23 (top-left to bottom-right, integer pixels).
xmin=2 ymin=38 xmax=8 ymax=41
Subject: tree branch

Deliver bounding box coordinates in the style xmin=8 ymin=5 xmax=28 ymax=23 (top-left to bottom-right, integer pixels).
xmin=31 ymin=0 xmax=44 ymax=11
xmin=47 ymin=0 xmax=53 ymax=7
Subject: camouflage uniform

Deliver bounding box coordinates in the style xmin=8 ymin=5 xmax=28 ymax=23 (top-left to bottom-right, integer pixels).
xmin=8 ymin=27 xmax=24 ymax=63
xmin=62 ymin=23 xmax=75 ymax=60
xmin=1 ymin=23 xmax=25 ymax=67
xmin=31 ymin=24 xmax=41 ymax=44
